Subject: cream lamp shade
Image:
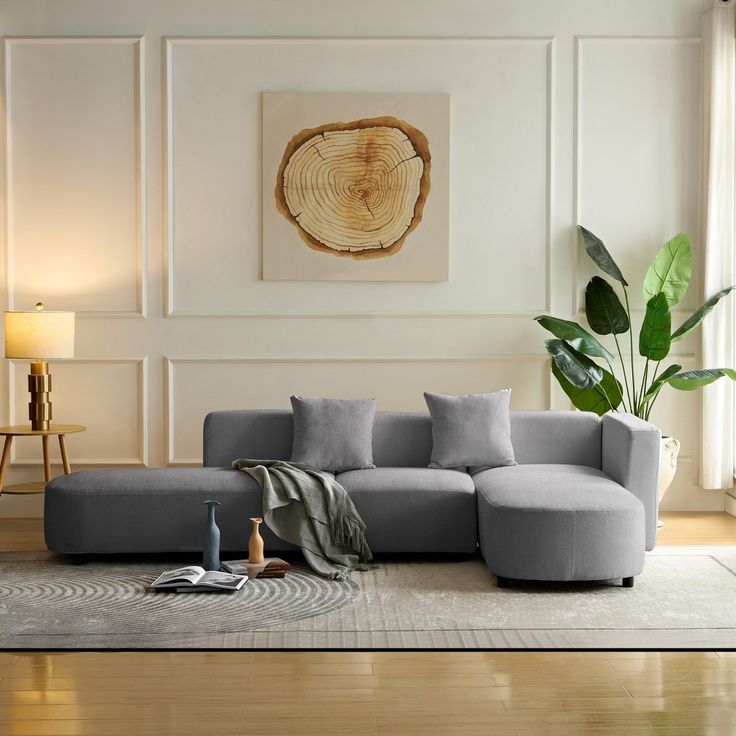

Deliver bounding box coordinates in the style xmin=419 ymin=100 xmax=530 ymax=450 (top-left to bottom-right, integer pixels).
xmin=4 ymin=306 xmax=75 ymax=359
xmin=4 ymin=304 xmax=75 ymax=430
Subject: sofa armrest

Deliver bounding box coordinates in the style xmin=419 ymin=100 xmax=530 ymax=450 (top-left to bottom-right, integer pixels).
xmin=602 ymin=412 xmax=661 ymax=550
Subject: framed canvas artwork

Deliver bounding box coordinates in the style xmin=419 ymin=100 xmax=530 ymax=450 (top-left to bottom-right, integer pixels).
xmin=262 ymin=92 xmax=450 ymax=281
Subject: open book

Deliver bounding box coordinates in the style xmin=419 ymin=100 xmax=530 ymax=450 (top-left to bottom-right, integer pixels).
xmin=150 ymin=566 xmax=247 ymax=593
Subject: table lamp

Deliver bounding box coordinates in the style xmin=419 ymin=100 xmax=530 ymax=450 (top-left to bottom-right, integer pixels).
xmin=4 ymin=303 xmax=75 ymax=431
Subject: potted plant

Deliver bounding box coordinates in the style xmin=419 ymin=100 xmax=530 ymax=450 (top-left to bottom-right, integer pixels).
xmin=536 ymin=226 xmax=736 ymax=515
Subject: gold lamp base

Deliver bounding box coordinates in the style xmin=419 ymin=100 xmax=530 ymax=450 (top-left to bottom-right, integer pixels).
xmin=28 ymin=359 xmax=52 ymax=431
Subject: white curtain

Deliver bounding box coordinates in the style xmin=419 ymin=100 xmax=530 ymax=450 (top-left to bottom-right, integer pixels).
xmin=701 ymin=0 xmax=736 ymax=490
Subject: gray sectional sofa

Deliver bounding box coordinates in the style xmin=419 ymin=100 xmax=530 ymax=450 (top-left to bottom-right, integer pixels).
xmin=45 ymin=409 xmax=660 ymax=586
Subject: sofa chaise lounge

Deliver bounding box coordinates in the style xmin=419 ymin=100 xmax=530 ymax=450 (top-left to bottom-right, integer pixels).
xmin=45 ymin=409 xmax=660 ymax=586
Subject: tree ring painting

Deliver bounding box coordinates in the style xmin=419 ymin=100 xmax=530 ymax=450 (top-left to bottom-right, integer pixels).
xmin=263 ymin=93 xmax=449 ymax=282
xmin=275 ymin=117 xmax=431 ymax=260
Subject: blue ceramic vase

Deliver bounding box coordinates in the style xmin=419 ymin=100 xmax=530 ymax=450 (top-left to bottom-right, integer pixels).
xmin=202 ymin=500 xmax=222 ymax=571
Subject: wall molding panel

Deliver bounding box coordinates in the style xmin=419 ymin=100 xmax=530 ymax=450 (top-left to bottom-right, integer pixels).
xmin=164 ymin=36 xmax=554 ymax=318
xmin=572 ymin=35 xmax=702 ymax=314
xmin=3 ymin=36 xmax=147 ymax=318
xmin=7 ymin=357 xmax=148 ymax=466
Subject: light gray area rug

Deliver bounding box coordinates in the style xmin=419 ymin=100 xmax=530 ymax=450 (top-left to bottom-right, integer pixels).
xmin=1 ymin=548 xmax=735 ymax=648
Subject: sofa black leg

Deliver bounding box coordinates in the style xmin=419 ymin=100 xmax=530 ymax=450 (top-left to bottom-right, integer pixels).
xmin=497 ymin=576 xmax=510 ymax=588
xmin=71 ymin=554 xmax=91 ymax=565
xmin=622 ymin=576 xmax=634 ymax=588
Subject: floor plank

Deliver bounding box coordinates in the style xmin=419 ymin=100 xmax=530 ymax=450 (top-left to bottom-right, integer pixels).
xmin=0 ymin=652 xmax=733 ymax=734
xmin=656 ymin=511 xmax=736 ymax=545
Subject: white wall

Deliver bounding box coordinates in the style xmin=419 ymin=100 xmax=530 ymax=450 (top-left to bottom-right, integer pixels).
xmin=0 ymin=0 xmax=712 ymax=516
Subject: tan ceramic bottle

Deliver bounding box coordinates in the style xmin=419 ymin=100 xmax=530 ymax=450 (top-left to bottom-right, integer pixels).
xmin=248 ymin=516 xmax=265 ymax=564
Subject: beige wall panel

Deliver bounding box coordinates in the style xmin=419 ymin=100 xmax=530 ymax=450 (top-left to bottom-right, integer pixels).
xmin=660 ymin=458 xmax=725 ymax=512
xmin=576 ymin=38 xmax=701 ymax=311
xmin=9 ymin=359 xmax=146 ymax=465
xmin=168 ymin=38 xmax=550 ymax=315
xmin=167 ymin=357 xmax=550 ymax=463
xmin=5 ymin=38 xmax=144 ymax=315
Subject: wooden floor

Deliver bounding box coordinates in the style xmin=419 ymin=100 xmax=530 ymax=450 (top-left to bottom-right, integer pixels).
xmin=0 ymin=512 xmax=735 ymax=735
xmin=1 ymin=651 xmax=736 ymax=735
xmin=657 ymin=511 xmax=736 ymax=545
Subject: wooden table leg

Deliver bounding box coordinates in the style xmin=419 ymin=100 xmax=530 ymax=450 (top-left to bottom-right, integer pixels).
xmin=42 ymin=435 xmax=52 ymax=483
xmin=59 ymin=434 xmax=71 ymax=475
xmin=0 ymin=436 xmax=13 ymax=496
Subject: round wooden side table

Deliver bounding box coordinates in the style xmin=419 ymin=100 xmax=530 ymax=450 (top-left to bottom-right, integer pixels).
xmin=0 ymin=424 xmax=87 ymax=496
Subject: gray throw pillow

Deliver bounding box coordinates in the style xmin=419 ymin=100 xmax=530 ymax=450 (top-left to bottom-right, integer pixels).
xmin=424 ymin=390 xmax=516 ymax=469
xmin=290 ymin=396 xmax=378 ymax=472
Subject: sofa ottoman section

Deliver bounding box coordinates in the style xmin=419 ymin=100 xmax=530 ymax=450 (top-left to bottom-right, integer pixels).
xmin=44 ymin=468 xmax=297 ymax=555
xmin=336 ymin=467 xmax=477 ymax=553
xmin=475 ymin=464 xmax=645 ymax=585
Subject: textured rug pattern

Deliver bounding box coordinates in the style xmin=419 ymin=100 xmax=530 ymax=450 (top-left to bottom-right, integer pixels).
xmin=2 ymin=549 xmax=735 ymax=648
xmin=0 ymin=555 xmax=358 ymax=639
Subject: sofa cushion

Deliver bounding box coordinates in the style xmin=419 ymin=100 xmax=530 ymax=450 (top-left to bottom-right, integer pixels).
xmin=424 ymin=390 xmax=516 ymax=469
xmin=473 ymin=464 xmax=641 ymax=511
xmin=47 ymin=467 xmax=259 ymax=496
xmin=337 ymin=467 xmax=474 ymax=493
xmin=290 ymin=396 xmax=378 ymax=472
xmin=336 ymin=467 xmax=477 ymax=554
xmin=509 ymin=411 xmax=601 ymax=467
xmin=202 ymin=409 xmax=604 ymax=470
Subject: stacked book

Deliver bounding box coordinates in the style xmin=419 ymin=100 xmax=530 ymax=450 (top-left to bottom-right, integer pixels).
xmin=221 ymin=557 xmax=291 ymax=579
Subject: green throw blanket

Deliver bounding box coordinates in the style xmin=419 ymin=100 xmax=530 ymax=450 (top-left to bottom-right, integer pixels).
xmin=232 ymin=459 xmax=372 ymax=580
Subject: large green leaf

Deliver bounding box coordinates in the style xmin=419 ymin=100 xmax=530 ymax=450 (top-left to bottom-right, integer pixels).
xmin=585 ymin=276 xmax=630 ymax=335
xmin=552 ymin=361 xmax=623 ymax=416
xmin=579 ymin=226 xmax=628 ymax=286
xmin=642 ymin=233 xmax=692 ymax=307
xmin=545 ymin=338 xmax=603 ymax=389
xmin=639 ymin=293 xmax=671 ymax=361
xmin=669 ymin=368 xmax=736 ymax=391
xmin=534 ymin=315 xmax=615 ymax=362
xmin=671 ymin=286 xmax=736 ymax=342
xmin=640 ymin=363 xmax=682 ymax=404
